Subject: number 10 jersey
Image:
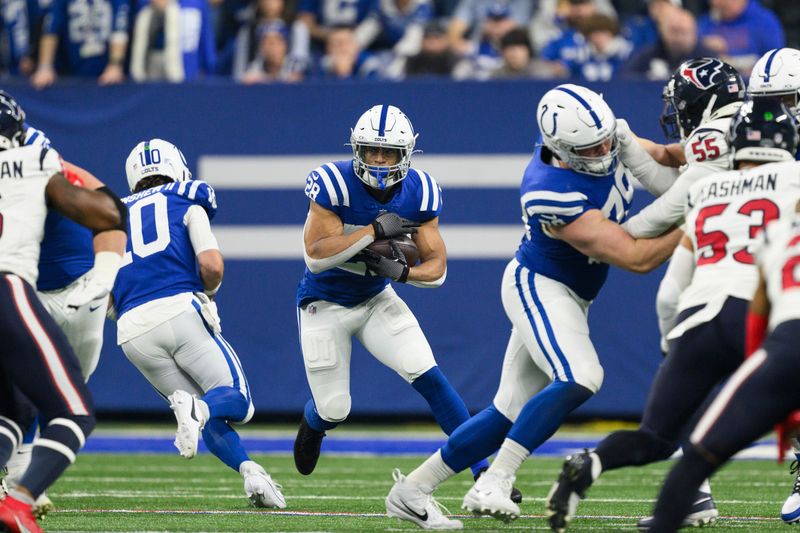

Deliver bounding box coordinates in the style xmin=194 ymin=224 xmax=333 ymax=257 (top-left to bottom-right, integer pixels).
xmin=112 ymin=180 xmax=218 ymax=319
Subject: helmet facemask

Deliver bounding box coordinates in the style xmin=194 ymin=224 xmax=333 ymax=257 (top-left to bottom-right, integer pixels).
xmin=351 ymin=136 xmax=415 ymax=190
xmin=552 ymin=127 xmax=619 ymax=177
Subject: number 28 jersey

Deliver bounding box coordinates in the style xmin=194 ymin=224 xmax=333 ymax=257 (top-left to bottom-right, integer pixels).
xmin=679 ymin=160 xmax=800 ymax=315
xmin=297 ymin=160 xmax=442 ymax=308
xmin=112 ymin=180 xmax=217 ymax=319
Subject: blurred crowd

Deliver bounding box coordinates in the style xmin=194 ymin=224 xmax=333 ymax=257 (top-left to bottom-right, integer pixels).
xmin=0 ymin=0 xmax=796 ymax=85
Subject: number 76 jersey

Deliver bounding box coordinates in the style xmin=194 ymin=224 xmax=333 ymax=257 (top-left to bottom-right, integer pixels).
xmin=112 ymin=181 xmax=217 ymax=318
xmin=679 ymin=160 xmax=800 ymax=315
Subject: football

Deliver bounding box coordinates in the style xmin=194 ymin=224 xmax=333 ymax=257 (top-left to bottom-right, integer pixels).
xmin=366 ymin=234 xmax=420 ymax=266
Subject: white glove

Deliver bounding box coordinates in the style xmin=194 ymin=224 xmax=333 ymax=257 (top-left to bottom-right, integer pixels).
xmin=64 ymin=251 xmax=122 ymax=314
xmin=615 ymin=118 xmax=633 ymax=147
xmin=195 ymin=293 xmax=222 ymax=334
xmin=64 ymin=275 xmax=112 ymax=314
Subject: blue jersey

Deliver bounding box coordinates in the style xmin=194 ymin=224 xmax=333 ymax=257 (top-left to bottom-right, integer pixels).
xmin=112 ymin=180 xmax=217 ymax=317
xmin=297 ymin=160 xmax=441 ymax=308
xmin=45 ymin=0 xmax=131 ymax=76
xmin=24 ymin=124 xmax=95 ymax=291
xmin=297 ymin=0 xmax=371 ymax=27
xmin=515 ymin=144 xmax=634 ymax=301
xmin=368 ymin=0 xmax=432 ymax=48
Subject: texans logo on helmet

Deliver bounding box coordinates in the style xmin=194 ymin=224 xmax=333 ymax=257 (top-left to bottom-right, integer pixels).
xmin=681 ymin=58 xmax=725 ymax=90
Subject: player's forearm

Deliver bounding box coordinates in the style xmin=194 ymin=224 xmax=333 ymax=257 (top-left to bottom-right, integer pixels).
xmin=623 ymin=182 xmax=687 ymax=238
xmin=93 ymin=229 xmax=126 ymax=257
xmin=198 ymin=249 xmax=224 ymax=293
xmin=304 ymin=226 xmax=375 ymax=270
xmin=636 ymin=137 xmax=685 ymax=167
xmin=623 ymin=229 xmax=682 ymax=273
xmin=407 ymin=255 xmax=446 ymax=287
xmin=37 ymin=34 xmax=58 ymax=68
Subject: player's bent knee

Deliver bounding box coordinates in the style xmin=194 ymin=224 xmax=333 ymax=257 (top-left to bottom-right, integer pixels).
xmin=318 ymin=394 xmax=351 ymax=423
xmin=237 ymin=402 xmax=256 ymax=425
xmin=573 ymin=363 xmax=604 ymax=394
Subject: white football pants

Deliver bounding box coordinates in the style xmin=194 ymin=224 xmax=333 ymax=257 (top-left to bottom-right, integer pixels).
xmin=492 ymin=259 xmax=604 ymax=422
xmin=38 ymin=272 xmax=108 ymax=381
xmin=121 ymin=308 xmax=254 ymax=423
xmin=297 ymin=286 xmax=437 ymax=423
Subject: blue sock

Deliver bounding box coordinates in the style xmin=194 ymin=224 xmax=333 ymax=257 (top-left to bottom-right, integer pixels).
xmin=412 ymin=367 xmax=490 ymax=477
xmin=440 ymin=404 xmax=513 ymax=473
xmin=304 ymin=399 xmax=338 ymax=432
xmin=202 ymin=386 xmax=248 ymax=422
xmin=202 ymin=418 xmax=250 ymax=471
xmin=506 ymin=381 xmax=593 ymax=451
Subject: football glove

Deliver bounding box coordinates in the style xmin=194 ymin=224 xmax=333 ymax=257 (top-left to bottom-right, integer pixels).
xmin=371 ymin=212 xmax=420 ymax=240
xmin=358 ymin=242 xmax=410 ymax=283
xmin=64 ymin=276 xmax=112 ymax=314
xmin=195 ymin=292 xmax=222 ymax=334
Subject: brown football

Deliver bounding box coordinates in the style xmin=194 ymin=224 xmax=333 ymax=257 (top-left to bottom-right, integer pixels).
xmin=366 ymin=234 xmax=420 ymax=266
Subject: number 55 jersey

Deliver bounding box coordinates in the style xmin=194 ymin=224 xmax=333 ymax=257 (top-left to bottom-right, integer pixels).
xmin=670 ymin=160 xmax=800 ymax=338
xmin=112 ymin=180 xmax=217 ymax=343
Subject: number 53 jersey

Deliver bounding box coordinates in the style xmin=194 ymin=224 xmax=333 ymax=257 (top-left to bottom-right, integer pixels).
xmin=112 ymin=180 xmax=217 ymax=320
xmin=675 ymin=160 xmax=800 ymax=332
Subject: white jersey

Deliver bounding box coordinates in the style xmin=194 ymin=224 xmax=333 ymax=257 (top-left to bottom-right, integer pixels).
xmin=756 ymin=214 xmax=800 ymax=331
xmin=669 ymin=160 xmax=800 ymax=338
xmin=0 ymin=145 xmax=63 ymax=285
xmin=623 ymin=116 xmax=734 ymax=238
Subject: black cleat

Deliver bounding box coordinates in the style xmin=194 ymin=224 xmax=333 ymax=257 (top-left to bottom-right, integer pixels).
xmin=545 ymin=451 xmax=595 ymax=532
xmin=293 ymin=416 xmax=326 ymax=475
xmin=636 ymin=491 xmax=719 ymax=530
xmin=474 ymin=466 xmax=523 ymax=504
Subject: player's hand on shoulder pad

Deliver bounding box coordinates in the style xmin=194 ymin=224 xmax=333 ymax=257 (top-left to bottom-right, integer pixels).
xmin=356 ymin=247 xmax=409 ymax=283
xmin=195 ymin=292 xmax=222 ymax=334
xmin=64 ymin=275 xmax=112 ymax=314
xmin=372 ymin=212 xmax=420 ymax=239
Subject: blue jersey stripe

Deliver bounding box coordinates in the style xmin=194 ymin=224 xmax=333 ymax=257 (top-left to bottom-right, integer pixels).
xmin=556 ymin=87 xmax=602 ymax=129
xmin=515 ymin=265 xmax=560 ymax=380
xmin=527 ymin=270 xmax=574 ymax=381
xmin=378 ymin=105 xmax=389 ymax=136
xmin=763 ymin=48 xmax=781 ymax=82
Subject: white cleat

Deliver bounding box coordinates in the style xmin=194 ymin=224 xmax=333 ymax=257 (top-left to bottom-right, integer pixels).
xmin=168 ymin=390 xmax=205 ymax=459
xmin=32 ymin=492 xmax=55 ymax=519
xmin=241 ymin=461 xmax=286 ymax=509
xmin=462 ymin=470 xmax=519 ymax=522
xmin=782 ymin=460 xmax=800 ymax=523
xmin=386 ymin=469 xmax=463 ymax=530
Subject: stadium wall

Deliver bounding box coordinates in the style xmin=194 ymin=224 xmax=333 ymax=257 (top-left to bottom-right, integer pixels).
xmin=8 ymin=80 xmax=672 ymax=418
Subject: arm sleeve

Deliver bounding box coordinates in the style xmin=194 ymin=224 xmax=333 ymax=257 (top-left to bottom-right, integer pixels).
xmin=622 ymin=163 xmax=715 ymax=238
xmin=616 ymin=119 xmax=679 ymax=196
xmin=655 ymin=244 xmax=694 ymax=342
xmin=184 ymin=204 xmax=219 ymax=254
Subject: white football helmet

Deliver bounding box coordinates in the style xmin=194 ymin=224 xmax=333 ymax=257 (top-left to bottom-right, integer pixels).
xmin=748 ymin=48 xmax=800 ymax=114
xmin=537 ymin=84 xmax=618 ymax=177
xmin=125 ymin=138 xmax=192 ymax=192
xmin=350 ymin=105 xmax=418 ymax=189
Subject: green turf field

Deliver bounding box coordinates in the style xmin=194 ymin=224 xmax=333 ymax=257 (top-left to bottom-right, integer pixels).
xmin=40 ymin=452 xmax=792 ymax=532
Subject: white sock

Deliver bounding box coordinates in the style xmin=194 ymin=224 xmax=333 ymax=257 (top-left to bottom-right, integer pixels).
xmin=487 ymin=438 xmax=529 ymax=476
xmin=9 ymin=488 xmax=34 ymax=505
xmin=589 ymin=452 xmax=602 ymax=481
xmin=406 ymin=450 xmax=456 ymax=491
xmin=6 ymin=444 xmax=33 ymax=484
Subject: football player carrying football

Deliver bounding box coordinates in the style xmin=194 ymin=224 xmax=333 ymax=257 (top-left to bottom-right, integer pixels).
xmin=293 ymin=105 xmax=513 ymax=529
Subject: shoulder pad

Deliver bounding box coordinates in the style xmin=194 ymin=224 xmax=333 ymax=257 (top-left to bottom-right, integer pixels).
xmin=39 ymin=147 xmax=64 ymax=176
xmin=165 ymin=180 xmax=218 ymax=220
xmin=24 ymin=126 xmax=51 ymax=149
xmin=409 ymin=168 xmax=442 ymax=216
xmin=684 ymin=127 xmax=729 ymax=165
xmin=305 ymin=162 xmax=351 ymax=210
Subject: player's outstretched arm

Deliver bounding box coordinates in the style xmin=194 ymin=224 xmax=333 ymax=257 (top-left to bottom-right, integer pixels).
xmin=550 ymin=209 xmax=681 ymax=274
xmin=303 ymin=201 xmax=377 ymax=273
xmin=407 ymin=217 xmax=446 ymax=288
xmin=617 ymin=119 xmax=680 ymax=197
xmin=46 ymin=173 xmax=126 ymax=234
